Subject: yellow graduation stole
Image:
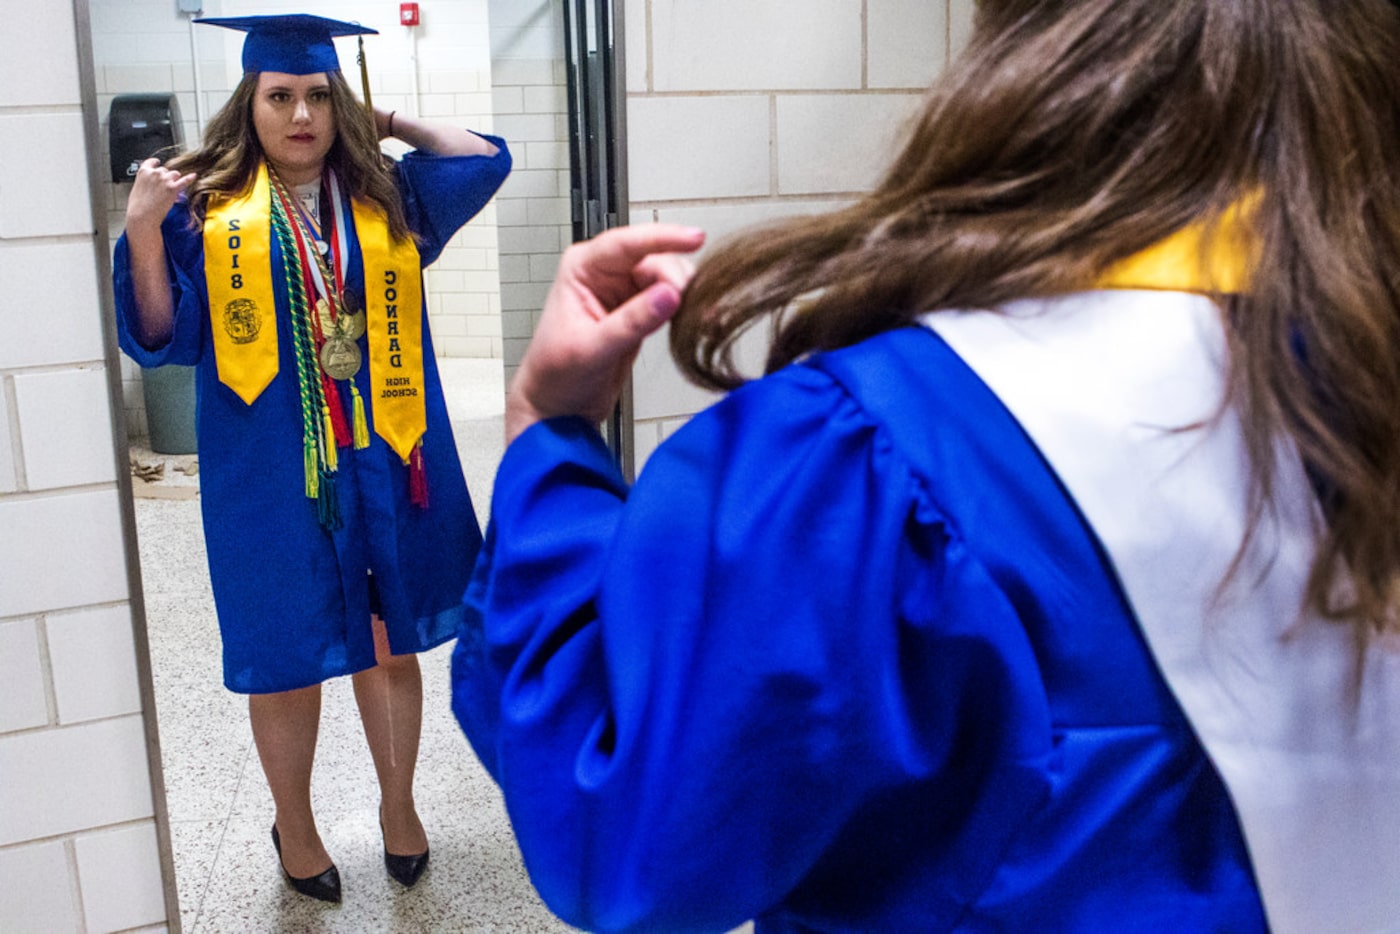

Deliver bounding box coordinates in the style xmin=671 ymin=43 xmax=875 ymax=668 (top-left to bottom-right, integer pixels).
xmin=1096 ymin=198 xmax=1259 ymax=294
xmin=204 ymin=165 xmax=427 ymax=463
xmin=354 ymin=199 xmax=426 ymax=462
xmin=205 ymin=165 xmax=278 ymax=403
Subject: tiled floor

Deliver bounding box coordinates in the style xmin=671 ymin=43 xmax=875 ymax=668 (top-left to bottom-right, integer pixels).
xmin=132 ymin=359 xmax=577 ymax=932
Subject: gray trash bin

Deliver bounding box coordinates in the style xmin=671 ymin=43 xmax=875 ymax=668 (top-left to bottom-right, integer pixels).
xmin=142 ymin=365 xmax=197 ymax=455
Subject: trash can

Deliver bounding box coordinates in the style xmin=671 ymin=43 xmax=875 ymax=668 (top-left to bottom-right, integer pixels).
xmin=142 ymin=365 xmax=197 ymax=455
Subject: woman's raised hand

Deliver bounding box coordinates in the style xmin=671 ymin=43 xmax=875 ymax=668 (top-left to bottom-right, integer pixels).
xmin=122 ymin=158 xmax=194 ymax=347
xmin=124 ymin=157 xmax=195 ymax=233
xmin=505 ymin=224 xmax=707 ymax=443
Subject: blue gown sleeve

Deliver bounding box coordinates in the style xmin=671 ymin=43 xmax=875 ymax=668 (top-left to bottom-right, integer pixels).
xmin=453 ymin=364 xmax=1010 ymax=932
xmin=112 ymin=201 xmax=207 ymax=367
xmin=396 ymin=133 xmax=512 ymax=267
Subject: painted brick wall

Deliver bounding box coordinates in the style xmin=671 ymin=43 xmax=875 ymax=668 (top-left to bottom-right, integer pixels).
xmin=624 ymin=0 xmax=977 ymax=467
xmin=488 ymin=0 xmax=572 ymax=385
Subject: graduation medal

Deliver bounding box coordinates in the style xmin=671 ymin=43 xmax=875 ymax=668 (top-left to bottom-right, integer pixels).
xmin=315 ymin=297 xmax=365 ymax=379
xmin=319 ymin=335 xmax=362 ymax=380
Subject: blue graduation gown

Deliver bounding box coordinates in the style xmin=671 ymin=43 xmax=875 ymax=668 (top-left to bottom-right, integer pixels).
xmin=115 ymin=139 xmax=511 ymax=694
xmin=451 ymin=323 xmax=1269 ymax=932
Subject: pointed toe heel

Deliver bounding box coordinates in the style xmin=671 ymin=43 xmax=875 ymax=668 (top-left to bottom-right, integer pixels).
xmin=384 ymin=847 xmax=430 ymax=887
xmin=379 ymin=810 xmax=430 ymax=887
xmin=271 ymin=824 xmax=342 ymax=903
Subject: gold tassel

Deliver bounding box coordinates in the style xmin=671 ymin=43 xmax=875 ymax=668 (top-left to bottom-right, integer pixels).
xmin=322 ymin=407 xmax=339 ymax=472
xmin=351 ymin=384 xmax=371 ymax=449
xmin=358 ymin=36 xmax=374 ymax=116
xmin=305 ymin=439 xmax=319 ymax=498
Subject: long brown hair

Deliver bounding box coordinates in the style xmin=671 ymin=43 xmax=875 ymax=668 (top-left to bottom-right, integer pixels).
xmin=167 ymin=69 xmax=410 ymax=240
xmin=672 ymin=0 xmax=1400 ymax=635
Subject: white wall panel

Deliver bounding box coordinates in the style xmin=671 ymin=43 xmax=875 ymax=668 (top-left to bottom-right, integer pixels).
xmin=869 ymin=0 xmax=948 ymax=88
xmin=47 ymin=605 xmax=143 ymax=725
xmin=0 ymin=241 xmax=106 ymax=370
xmin=775 ymin=92 xmax=923 ymax=195
xmin=0 ymin=0 xmax=81 ymax=107
xmin=0 ymin=115 xmax=93 ymax=239
xmin=0 ymin=490 xmax=129 ymax=617
xmin=0 ymin=840 xmax=82 ymax=933
xmin=0 ymin=716 xmax=154 ymax=846
xmin=650 ymin=0 xmax=862 ymax=92
xmin=627 ymin=96 xmax=772 ymax=202
xmin=74 ymin=823 xmax=167 ymax=933
xmin=14 ymin=367 xmax=118 ymax=490
xmin=0 ymin=619 xmax=48 ymax=733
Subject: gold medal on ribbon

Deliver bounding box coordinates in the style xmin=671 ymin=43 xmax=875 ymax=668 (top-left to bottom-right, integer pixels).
xmin=340 ymin=310 xmax=367 ymax=341
xmin=319 ymin=336 xmax=362 ymax=380
xmin=315 ymin=297 xmax=335 ymax=334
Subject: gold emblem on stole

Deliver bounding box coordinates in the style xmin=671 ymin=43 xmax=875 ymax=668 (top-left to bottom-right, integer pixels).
xmin=222 ymin=297 xmax=263 ymax=344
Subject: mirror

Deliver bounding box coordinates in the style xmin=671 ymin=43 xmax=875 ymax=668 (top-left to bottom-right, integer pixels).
xmin=88 ymin=0 xmax=938 ymax=927
xmin=90 ymin=0 xmax=582 ymax=927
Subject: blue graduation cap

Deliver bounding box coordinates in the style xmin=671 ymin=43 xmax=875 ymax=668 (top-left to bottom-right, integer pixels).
xmin=196 ymin=14 xmax=378 ymax=75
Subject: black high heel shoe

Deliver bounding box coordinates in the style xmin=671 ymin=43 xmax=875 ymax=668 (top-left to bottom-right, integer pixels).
xmin=271 ymin=824 xmax=342 ymax=903
xmin=380 ymin=810 xmax=430 ymax=888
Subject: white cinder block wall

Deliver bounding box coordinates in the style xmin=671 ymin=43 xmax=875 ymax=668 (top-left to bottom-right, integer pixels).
xmin=488 ymin=0 xmax=572 ymax=383
xmin=92 ymin=0 xmax=500 ymax=444
xmin=0 ymin=1 xmax=171 ymax=931
xmin=623 ymin=0 xmax=976 ymax=467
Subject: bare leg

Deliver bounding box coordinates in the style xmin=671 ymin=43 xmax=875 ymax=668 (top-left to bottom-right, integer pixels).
xmin=249 ymin=685 xmax=334 ymax=878
xmin=352 ymin=615 xmax=428 ymax=856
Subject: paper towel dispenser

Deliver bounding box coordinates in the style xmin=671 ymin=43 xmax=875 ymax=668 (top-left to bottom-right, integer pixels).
xmin=109 ymin=93 xmax=183 ymax=182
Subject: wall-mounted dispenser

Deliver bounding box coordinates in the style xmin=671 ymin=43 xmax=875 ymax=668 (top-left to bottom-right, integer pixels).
xmin=108 ymin=93 xmax=183 ymax=182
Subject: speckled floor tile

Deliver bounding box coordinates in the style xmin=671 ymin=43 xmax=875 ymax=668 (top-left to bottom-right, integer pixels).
xmin=451 ymin=414 xmax=506 ymax=526
xmin=155 ymin=697 xmax=253 ymax=824
xmin=167 ymin=819 xmax=225 ymax=931
xmin=134 ymin=496 xmax=213 ymax=598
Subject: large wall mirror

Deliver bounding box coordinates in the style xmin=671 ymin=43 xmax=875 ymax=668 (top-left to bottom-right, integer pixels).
xmin=88 ymin=0 xmax=620 ymax=928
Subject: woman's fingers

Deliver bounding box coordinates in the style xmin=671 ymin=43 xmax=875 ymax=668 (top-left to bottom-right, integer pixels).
xmin=127 ymin=159 xmax=195 ymax=229
xmin=559 ymin=225 xmax=704 ymax=307
xmin=506 ymin=225 xmax=706 ymax=443
xmin=633 ymin=251 xmax=697 ymax=295
xmin=574 ymin=224 xmax=705 ymax=276
xmin=594 ymin=280 xmax=685 ymax=354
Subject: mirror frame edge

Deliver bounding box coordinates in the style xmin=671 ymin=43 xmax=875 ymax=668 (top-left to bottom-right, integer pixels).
xmin=610 ymin=0 xmax=634 ymax=481
xmin=72 ymin=0 xmax=185 ymax=928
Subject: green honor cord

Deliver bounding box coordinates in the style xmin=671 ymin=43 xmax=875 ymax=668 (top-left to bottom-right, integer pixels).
xmin=268 ymin=169 xmax=341 ymax=530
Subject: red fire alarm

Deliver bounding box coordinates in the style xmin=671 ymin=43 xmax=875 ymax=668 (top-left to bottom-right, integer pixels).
xmin=400 ymin=2 xmax=420 ymax=26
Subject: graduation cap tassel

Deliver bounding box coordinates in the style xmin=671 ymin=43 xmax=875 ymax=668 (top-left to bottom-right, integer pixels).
xmin=358 ymin=35 xmax=374 ymax=117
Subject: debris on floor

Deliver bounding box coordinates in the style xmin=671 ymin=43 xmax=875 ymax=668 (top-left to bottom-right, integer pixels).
xmin=129 ymin=445 xmax=200 ymax=500
xmin=131 ymin=458 xmax=165 ymax=483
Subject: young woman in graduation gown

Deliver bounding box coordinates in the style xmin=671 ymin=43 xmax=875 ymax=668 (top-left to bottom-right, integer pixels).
xmin=451 ymin=0 xmax=1400 ymax=931
xmin=113 ymin=14 xmax=510 ymax=902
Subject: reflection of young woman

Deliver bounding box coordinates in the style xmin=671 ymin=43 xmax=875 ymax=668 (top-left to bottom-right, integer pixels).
xmin=114 ymin=15 xmax=510 ymax=902
xmin=453 ymin=0 xmax=1400 ymax=931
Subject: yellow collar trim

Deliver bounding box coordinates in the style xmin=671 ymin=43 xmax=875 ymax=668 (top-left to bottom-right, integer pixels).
xmin=1095 ymin=198 xmax=1259 ymax=295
